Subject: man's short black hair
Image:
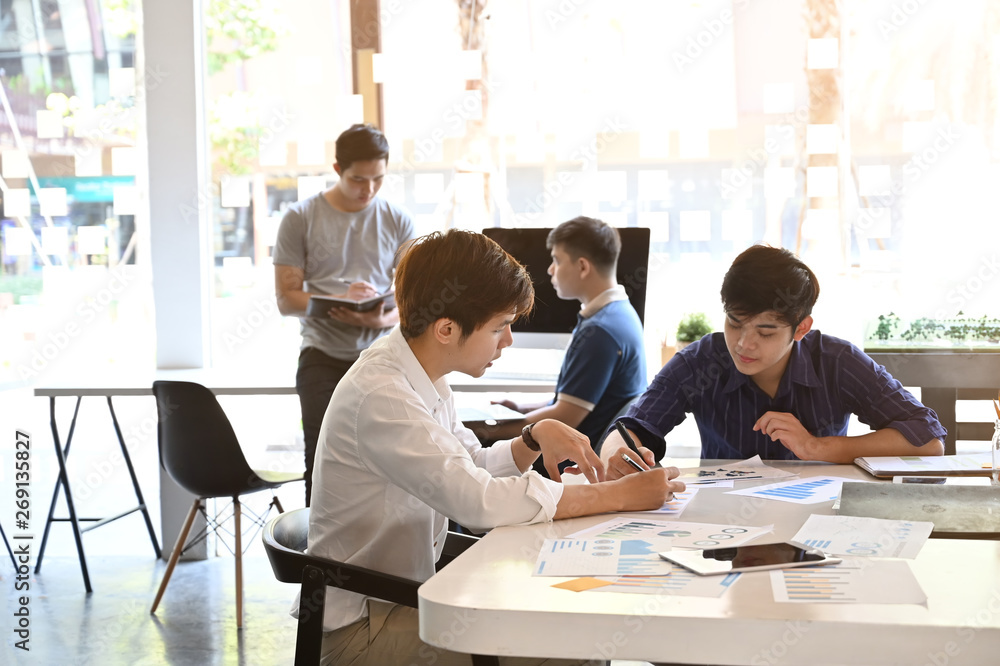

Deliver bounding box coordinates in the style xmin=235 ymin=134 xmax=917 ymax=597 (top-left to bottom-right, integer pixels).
xmin=546 ymin=216 xmax=621 ymax=276
xmin=720 ymin=245 xmax=820 ymax=327
xmin=395 ymin=230 xmax=534 ymax=341
xmin=335 ymin=123 xmax=389 ymax=170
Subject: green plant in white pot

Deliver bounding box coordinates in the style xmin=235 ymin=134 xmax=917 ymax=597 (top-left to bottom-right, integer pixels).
xmin=676 ymin=312 xmax=713 ymax=349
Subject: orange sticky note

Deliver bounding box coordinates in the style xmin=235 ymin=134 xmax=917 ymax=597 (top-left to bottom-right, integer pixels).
xmin=552 ymin=577 xmax=615 ymax=592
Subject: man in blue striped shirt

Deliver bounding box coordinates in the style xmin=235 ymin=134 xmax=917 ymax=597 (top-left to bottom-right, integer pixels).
xmin=601 ymin=245 xmax=946 ymax=474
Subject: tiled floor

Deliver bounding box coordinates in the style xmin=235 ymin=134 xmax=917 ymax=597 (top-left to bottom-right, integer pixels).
xmin=2 ymin=552 xmax=298 ymax=665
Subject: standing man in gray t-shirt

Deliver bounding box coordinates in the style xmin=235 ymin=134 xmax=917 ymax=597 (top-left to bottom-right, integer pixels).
xmin=273 ymin=124 xmax=415 ymax=505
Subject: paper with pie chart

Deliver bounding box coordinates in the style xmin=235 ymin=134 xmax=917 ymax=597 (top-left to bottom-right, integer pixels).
xmin=791 ymin=514 xmax=934 ymax=559
xmin=566 ymin=517 xmax=773 ymax=550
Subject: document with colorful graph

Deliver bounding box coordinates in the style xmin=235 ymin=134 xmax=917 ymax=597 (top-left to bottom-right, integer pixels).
xmin=533 ymin=537 xmax=675 ymax=577
xmin=791 ymin=514 xmax=934 ymax=559
xmin=770 ymin=559 xmax=926 ymax=604
xmin=725 ymin=476 xmax=856 ymax=504
xmin=566 ymin=517 xmax=772 ymax=549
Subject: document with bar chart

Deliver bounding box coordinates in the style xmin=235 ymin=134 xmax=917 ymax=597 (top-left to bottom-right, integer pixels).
xmin=594 ymin=566 xmax=741 ymax=598
xmin=725 ymin=476 xmax=856 ymax=504
xmin=533 ymin=538 xmax=675 ymax=577
xmin=792 ymin=514 xmax=934 ymax=559
xmin=771 ymin=560 xmax=926 ymax=604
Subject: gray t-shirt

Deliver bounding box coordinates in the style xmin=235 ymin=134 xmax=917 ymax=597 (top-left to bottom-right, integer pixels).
xmin=272 ymin=193 xmax=415 ymax=361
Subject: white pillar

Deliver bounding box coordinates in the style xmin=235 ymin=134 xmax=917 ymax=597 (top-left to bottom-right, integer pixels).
xmin=138 ymin=0 xmax=211 ymax=559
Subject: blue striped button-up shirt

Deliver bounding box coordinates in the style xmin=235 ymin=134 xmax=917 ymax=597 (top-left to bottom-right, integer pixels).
xmin=620 ymin=331 xmax=947 ymax=460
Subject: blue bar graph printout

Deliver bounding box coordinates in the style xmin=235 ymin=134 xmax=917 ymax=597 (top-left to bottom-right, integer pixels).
xmin=726 ymin=476 xmax=854 ymax=504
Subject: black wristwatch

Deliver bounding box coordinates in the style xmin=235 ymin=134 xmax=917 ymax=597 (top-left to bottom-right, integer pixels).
xmin=521 ymin=422 xmax=541 ymax=451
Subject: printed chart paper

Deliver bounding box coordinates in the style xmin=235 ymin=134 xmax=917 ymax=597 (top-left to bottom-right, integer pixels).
xmin=644 ymin=487 xmax=698 ymax=515
xmin=568 ymin=517 xmax=772 ymax=550
xmin=792 ymin=514 xmax=933 ymax=559
xmin=594 ymin=566 xmax=740 ymax=598
xmin=725 ymin=476 xmax=855 ymax=504
xmin=683 ymin=479 xmax=735 ymax=489
xmin=679 ymin=455 xmax=799 ymax=484
xmin=771 ymin=559 xmax=926 ymax=604
xmin=533 ymin=538 xmax=674 ymax=577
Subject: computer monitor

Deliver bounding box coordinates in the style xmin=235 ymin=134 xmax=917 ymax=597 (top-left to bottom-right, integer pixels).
xmin=482 ymin=227 xmax=650 ymax=349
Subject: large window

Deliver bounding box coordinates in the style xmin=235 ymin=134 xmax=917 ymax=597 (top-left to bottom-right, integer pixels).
xmin=0 ymin=0 xmax=148 ymax=386
xmin=203 ymin=0 xmax=349 ymax=369
xmin=194 ymin=0 xmax=1000 ymax=375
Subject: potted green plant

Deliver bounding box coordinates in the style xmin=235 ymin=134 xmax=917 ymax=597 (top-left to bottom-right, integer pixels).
xmin=676 ymin=312 xmax=713 ymax=349
xmin=661 ymin=312 xmax=714 ymax=367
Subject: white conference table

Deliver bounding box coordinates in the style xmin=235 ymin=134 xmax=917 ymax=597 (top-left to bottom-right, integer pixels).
xmin=419 ymin=461 xmax=1000 ymax=665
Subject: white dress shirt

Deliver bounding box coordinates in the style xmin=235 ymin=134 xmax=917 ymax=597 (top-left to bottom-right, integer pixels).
xmin=305 ymin=327 xmax=565 ymax=631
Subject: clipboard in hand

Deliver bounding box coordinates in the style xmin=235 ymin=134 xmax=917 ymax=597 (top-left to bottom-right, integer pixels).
xmin=307 ymin=291 xmax=396 ymax=316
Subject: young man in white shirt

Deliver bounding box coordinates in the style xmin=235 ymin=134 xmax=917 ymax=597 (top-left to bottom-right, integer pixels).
xmin=307 ymin=229 xmax=684 ymax=665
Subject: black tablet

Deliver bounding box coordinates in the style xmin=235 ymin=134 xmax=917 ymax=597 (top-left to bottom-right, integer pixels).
xmin=306 ymin=292 xmax=396 ymax=316
xmin=659 ymin=541 xmax=841 ymax=576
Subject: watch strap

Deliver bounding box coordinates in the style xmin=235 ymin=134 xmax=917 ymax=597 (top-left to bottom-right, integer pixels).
xmin=521 ymin=422 xmax=541 ymax=452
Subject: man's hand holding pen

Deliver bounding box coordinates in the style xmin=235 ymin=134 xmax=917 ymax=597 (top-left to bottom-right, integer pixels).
xmin=607 ymin=419 xmax=686 ymax=500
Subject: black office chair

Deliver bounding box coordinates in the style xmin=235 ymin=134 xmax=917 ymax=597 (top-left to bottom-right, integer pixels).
xmin=262 ymin=508 xmax=499 ymax=666
xmin=150 ymin=380 xmax=304 ymax=628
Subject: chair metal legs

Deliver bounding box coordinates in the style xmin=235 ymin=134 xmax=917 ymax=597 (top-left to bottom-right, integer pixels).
xmin=234 ymin=497 xmax=243 ymax=629
xmin=150 ymin=498 xmax=201 ymax=616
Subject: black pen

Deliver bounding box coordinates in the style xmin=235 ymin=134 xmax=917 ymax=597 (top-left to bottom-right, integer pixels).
xmin=614 ymin=419 xmax=641 ymax=456
xmin=620 ymin=451 xmax=647 ymax=472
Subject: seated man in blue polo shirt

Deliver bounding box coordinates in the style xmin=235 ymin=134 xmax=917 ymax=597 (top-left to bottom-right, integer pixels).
xmin=600 ymin=244 xmax=946 ymax=476
xmin=480 ymin=216 xmax=647 ymax=476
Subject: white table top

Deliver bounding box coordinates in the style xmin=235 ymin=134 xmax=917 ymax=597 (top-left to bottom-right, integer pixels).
xmin=33 ymin=369 xmax=555 ymax=397
xmin=419 ymin=461 xmax=1000 ymax=664
xmin=32 ymin=367 xmax=299 ymax=397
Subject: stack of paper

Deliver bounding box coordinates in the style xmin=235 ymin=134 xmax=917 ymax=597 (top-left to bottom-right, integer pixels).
xmin=854 ymin=452 xmax=994 ymax=478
